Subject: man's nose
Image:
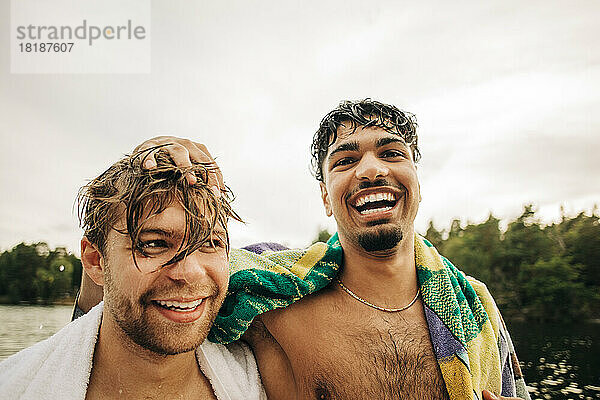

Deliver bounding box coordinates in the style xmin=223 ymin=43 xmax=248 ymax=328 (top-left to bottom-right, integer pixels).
xmin=354 ymin=152 xmax=389 ymax=181
xmin=163 ymin=252 xmax=208 ymax=283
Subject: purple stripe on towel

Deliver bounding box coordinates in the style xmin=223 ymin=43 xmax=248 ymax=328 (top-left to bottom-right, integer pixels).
xmin=424 ymin=305 xmax=468 ymax=363
xmin=501 ymin=355 xmax=516 ymax=397
xmin=242 ymin=242 xmax=289 ymax=254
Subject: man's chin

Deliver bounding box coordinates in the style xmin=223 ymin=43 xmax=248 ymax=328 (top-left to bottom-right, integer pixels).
xmin=128 ymin=318 xmax=210 ymax=355
xmin=114 ymin=306 xmax=213 ymax=356
xmin=141 ymin=337 xmax=201 ymax=356
xmin=357 ymin=226 xmax=403 ymax=253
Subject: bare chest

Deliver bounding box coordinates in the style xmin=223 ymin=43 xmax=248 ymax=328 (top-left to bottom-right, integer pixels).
xmin=265 ymin=298 xmax=450 ymax=400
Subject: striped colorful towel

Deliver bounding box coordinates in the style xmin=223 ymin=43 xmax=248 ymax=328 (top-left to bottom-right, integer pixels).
xmin=208 ymin=239 xmax=342 ymax=343
xmin=209 ymin=233 xmax=530 ymax=400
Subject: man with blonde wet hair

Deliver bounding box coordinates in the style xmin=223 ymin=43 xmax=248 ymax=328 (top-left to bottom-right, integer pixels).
xmin=0 ymin=148 xmax=265 ymax=400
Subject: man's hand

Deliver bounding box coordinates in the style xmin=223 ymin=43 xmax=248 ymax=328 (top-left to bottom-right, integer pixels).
xmin=482 ymin=389 xmax=523 ymax=400
xmin=134 ymin=136 xmax=223 ymax=193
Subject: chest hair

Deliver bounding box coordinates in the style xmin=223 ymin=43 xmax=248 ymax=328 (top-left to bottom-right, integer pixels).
xmin=301 ymin=313 xmax=450 ymax=400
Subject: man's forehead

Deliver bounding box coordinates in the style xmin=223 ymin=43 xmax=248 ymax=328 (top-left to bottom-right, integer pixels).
xmin=331 ymin=125 xmax=409 ymax=147
xmin=139 ymin=215 xmax=226 ymax=235
xmin=140 ymin=207 xmax=227 ymax=233
xmin=111 ymin=201 xmax=227 ymax=236
xmin=111 ymin=202 xmax=184 ymax=229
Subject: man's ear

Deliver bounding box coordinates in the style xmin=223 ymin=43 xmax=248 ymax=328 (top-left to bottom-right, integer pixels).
xmin=319 ymin=182 xmax=333 ymax=217
xmin=81 ymin=237 xmax=105 ymax=286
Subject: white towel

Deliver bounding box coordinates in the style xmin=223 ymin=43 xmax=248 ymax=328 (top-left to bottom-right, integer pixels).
xmin=198 ymin=341 xmax=267 ymax=400
xmin=0 ymin=302 xmax=265 ymax=400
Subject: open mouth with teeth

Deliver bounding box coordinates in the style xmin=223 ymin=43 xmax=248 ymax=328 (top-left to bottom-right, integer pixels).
xmin=352 ymin=191 xmax=399 ymax=215
xmin=152 ymin=299 xmax=203 ymax=312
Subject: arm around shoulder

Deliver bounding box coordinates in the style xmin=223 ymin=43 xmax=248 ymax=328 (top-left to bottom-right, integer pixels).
xmin=241 ymin=315 xmax=297 ymax=400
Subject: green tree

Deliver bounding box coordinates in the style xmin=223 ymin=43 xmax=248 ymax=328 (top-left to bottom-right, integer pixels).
xmin=562 ymin=212 xmax=600 ymax=287
xmin=0 ymin=242 xmax=81 ymax=304
xmin=519 ymin=256 xmax=588 ymax=321
xmin=547 ymin=210 xmax=600 ymax=316
xmin=312 ymin=228 xmax=332 ymax=245
xmin=424 ymin=221 xmax=444 ymax=251
xmin=68 ymin=254 xmax=83 ymax=294
xmin=35 ymin=258 xmax=74 ymax=303
xmin=442 ymin=214 xmax=502 ymax=285
xmin=2 ymin=243 xmax=47 ymax=303
xmin=428 ymin=204 xmax=599 ymax=321
xmin=0 ymin=251 xmax=9 ymax=296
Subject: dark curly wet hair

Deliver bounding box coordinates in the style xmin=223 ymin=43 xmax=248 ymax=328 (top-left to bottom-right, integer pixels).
xmin=310 ymin=99 xmax=421 ymax=182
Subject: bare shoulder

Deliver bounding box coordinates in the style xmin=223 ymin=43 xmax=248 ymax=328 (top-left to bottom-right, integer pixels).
xmin=260 ymin=285 xmax=341 ymax=345
xmin=242 ymin=287 xmax=339 ymax=400
xmin=242 ymin=315 xmax=296 ymax=400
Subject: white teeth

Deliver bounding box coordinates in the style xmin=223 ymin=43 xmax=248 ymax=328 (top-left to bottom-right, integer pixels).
xmin=354 ymin=192 xmax=397 ymax=207
xmin=360 ymin=206 xmax=392 ymax=215
xmin=383 ymin=193 xmax=397 ymax=201
xmin=155 ymin=299 xmax=203 ymax=310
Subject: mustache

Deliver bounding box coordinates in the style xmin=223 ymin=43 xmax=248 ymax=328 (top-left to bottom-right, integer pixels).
xmin=139 ymin=280 xmax=218 ymax=304
xmin=345 ymin=179 xmax=405 ymax=201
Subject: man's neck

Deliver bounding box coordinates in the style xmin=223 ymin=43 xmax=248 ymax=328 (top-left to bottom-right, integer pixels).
xmin=337 ymin=230 xmax=418 ymax=306
xmin=87 ymin=314 xmax=210 ymax=399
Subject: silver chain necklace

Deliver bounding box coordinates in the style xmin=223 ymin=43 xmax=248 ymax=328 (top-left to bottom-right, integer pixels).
xmin=336 ymin=278 xmax=421 ymax=312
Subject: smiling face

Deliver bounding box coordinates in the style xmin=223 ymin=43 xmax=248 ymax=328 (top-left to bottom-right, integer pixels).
xmin=101 ymin=202 xmax=229 ymax=355
xmin=320 ymin=124 xmax=420 ymax=254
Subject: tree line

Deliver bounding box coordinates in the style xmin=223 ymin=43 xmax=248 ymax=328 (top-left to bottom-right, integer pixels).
xmin=2 ymin=204 xmax=599 ymax=320
xmin=0 ymin=243 xmax=82 ymax=304
xmin=314 ymin=205 xmax=600 ymax=322
xmin=424 ymin=205 xmax=600 ymax=322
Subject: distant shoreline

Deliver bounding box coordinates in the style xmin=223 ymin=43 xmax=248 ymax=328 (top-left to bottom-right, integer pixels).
xmin=0 ymin=296 xmax=76 ymax=306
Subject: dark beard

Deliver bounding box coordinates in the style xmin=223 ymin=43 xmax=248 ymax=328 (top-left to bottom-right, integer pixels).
xmin=358 ymin=226 xmax=403 ymax=252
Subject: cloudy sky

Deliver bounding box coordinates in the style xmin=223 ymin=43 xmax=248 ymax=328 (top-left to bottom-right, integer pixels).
xmin=1 ymin=0 xmax=599 ymax=255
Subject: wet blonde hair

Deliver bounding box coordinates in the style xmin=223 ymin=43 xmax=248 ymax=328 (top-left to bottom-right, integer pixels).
xmin=77 ymin=146 xmax=241 ymax=270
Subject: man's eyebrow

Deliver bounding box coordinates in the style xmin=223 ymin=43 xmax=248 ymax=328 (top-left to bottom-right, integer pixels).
xmin=328 ymin=141 xmax=359 ymax=159
xmin=138 ymin=228 xmax=182 ymax=239
xmin=376 ymin=137 xmax=408 ymax=148
xmin=210 ymin=229 xmax=227 ymax=237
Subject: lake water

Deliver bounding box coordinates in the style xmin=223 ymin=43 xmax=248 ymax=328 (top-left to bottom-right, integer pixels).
xmin=0 ymin=304 xmax=74 ymax=361
xmin=509 ymin=321 xmax=600 ymax=400
xmin=0 ymin=305 xmax=598 ymax=399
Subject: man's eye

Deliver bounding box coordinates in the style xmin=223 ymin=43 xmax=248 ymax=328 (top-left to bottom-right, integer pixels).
xmin=381 ymin=150 xmax=405 ymax=159
xmin=201 ymin=238 xmax=226 ymax=251
xmin=136 ymin=240 xmax=169 ymax=255
xmin=333 ymin=157 xmax=355 ymax=168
